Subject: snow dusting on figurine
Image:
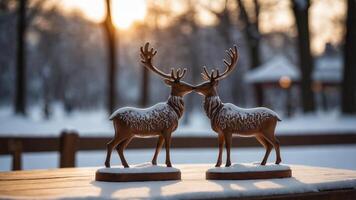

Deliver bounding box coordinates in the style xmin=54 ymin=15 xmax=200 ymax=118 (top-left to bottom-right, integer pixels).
xmin=210 ymin=97 xmax=281 ymax=131
xmin=109 ymin=100 xmax=179 ymax=132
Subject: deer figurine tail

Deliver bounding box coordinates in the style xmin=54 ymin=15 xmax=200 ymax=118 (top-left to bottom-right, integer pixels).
xmin=270 ymin=111 xmax=282 ymax=122
xmin=109 ymin=110 xmax=120 ymax=120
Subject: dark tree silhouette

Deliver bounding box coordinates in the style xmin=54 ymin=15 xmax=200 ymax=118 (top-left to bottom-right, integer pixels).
xmin=236 ymin=0 xmax=264 ymax=106
xmin=204 ymin=0 xmax=245 ymax=105
xmin=206 ymin=0 xmax=233 ymax=45
xmin=137 ymin=24 xmax=149 ymax=107
xmin=292 ymin=0 xmax=315 ymax=112
xmin=178 ymin=3 xmax=200 ymax=124
xmin=103 ymin=0 xmax=118 ymax=114
xmin=342 ymin=0 xmax=356 ymax=114
xmin=140 ymin=66 xmax=149 ymax=106
xmin=14 ymin=0 xmax=27 ymax=115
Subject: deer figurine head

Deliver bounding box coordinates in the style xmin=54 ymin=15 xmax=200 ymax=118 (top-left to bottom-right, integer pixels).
xmin=194 ymin=45 xmax=282 ymax=167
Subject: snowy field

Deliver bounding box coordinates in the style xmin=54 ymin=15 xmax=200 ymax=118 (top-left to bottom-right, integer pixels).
xmin=1 ymin=106 xmax=356 ymax=137
xmin=1 ymin=145 xmax=356 ymax=171
xmin=1 ymin=106 xmax=356 ymax=172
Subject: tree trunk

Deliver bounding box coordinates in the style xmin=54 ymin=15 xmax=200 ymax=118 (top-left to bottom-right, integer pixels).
xmin=139 ymin=23 xmax=149 ymax=107
xmin=183 ymin=9 xmax=200 ymax=124
xmin=103 ymin=0 xmax=117 ymax=114
xmin=342 ymin=0 xmax=356 ymax=114
xmin=236 ymin=0 xmax=263 ymax=106
xmin=14 ymin=0 xmax=27 ymax=115
xmin=140 ymin=67 xmax=149 ymax=107
xmin=292 ymin=0 xmax=315 ymax=112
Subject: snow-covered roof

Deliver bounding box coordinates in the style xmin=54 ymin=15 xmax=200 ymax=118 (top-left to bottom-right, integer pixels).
xmin=244 ymin=55 xmax=343 ymax=84
xmin=244 ymin=55 xmax=300 ymax=83
xmin=313 ymin=56 xmax=343 ymax=83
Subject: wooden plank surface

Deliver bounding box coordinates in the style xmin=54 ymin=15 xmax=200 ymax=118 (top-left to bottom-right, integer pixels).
xmin=1 ymin=164 xmax=356 ymax=199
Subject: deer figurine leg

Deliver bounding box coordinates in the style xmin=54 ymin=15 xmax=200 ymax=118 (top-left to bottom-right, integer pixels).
xmin=224 ymin=133 xmax=232 ymax=167
xmin=256 ymin=135 xmax=273 ymax=165
xmin=105 ymin=137 xmax=125 ymax=168
xmin=263 ymin=135 xmax=281 ymax=164
xmin=152 ymin=136 xmax=164 ymax=165
xmin=273 ymin=138 xmax=282 ymax=164
xmin=263 ymin=121 xmax=282 ymax=164
xmin=216 ymin=133 xmax=225 ymax=167
xmin=117 ymin=137 xmax=133 ymax=168
xmin=164 ymin=133 xmax=172 ymax=167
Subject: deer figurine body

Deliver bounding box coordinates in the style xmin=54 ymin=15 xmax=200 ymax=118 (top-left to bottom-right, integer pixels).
xmin=105 ymin=43 xmax=194 ymax=168
xmin=195 ymin=45 xmax=282 ymax=167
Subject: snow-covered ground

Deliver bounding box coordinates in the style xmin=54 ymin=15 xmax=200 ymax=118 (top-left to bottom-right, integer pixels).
xmin=1 ymin=145 xmax=356 ymax=171
xmin=1 ymin=106 xmax=355 ymax=172
xmin=1 ymin=106 xmax=356 ymax=137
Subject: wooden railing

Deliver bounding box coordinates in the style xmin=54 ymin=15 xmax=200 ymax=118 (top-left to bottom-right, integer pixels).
xmin=1 ymin=131 xmax=356 ymax=170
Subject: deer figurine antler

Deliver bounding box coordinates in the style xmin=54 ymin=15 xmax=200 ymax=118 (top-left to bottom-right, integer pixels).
xmin=201 ymin=46 xmax=238 ymax=82
xmin=140 ymin=43 xmax=187 ymax=81
xmin=195 ymin=45 xmax=282 ymax=167
xmin=105 ymin=42 xmax=195 ymax=168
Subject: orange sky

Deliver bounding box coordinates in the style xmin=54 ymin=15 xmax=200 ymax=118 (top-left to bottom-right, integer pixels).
xmin=61 ymin=0 xmax=346 ymax=55
xmin=61 ymin=0 xmax=146 ymax=29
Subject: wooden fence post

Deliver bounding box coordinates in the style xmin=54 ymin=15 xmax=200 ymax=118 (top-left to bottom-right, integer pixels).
xmin=8 ymin=139 xmax=22 ymax=170
xmin=60 ymin=130 xmax=79 ymax=168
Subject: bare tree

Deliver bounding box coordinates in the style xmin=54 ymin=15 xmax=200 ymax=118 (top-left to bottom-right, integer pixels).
xmin=205 ymin=0 xmax=233 ymax=45
xmin=342 ymin=0 xmax=356 ymax=114
xmin=174 ymin=2 xmax=201 ymax=124
xmin=14 ymin=0 xmax=27 ymax=115
xmin=12 ymin=0 xmax=48 ymax=115
xmin=139 ymin=0 xmax=171 ymax=107
xmin=292 ymin=0 xmax=315 ymax=112
xmin=203 ymin=0 xmax=246 ymax=105
xmin=140 ymin=59 xmax=150 ymax=107
xmin=103 ymin=0 xmax=118 ymax=114
xmin=138 ymin=24 xmax=149 ymax=107
xmin=0 ymin=0 xmax=17 ymax=105
xmin=236 ymin=0 xmax=264 ymax=106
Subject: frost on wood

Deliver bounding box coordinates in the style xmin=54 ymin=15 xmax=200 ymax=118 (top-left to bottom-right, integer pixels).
xmin=97 ymin=162 xmax=180 ymax=174
xmin=207 ymin=163 xmax=291 ymax=173
xmin=204 ymin=96 xmax=281 ymax=131
xmin=109 ymin=96 xmax=184 ymax=132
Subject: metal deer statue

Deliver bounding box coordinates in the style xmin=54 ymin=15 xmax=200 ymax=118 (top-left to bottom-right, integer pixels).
xmin=195 ymin=45 xmax=282 ymax=167
xmin=105 ymin=42 xmax=195 ymax=168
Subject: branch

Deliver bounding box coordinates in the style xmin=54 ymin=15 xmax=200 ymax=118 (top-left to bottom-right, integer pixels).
xmin=27 ymin=0 xmax=47 ymax=25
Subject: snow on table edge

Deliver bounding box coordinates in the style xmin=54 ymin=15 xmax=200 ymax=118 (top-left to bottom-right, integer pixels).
xmin=207 ymin=163 xmax=291 ymax=173
xmin=97 ymin=163 xmax=180 ymax=174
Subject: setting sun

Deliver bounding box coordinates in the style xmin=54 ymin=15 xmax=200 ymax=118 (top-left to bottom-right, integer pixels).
xmin=62 ymin=0 xmax=147 ymax=29
xmin=112 ymin=0 xmax=147 ymax=29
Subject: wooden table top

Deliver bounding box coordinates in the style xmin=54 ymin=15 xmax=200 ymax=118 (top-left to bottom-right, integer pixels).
xmin=1 ymin=164 xmax=356 ymax=199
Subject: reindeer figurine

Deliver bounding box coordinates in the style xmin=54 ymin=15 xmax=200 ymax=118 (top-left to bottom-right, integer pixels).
xmin=195 ymin=45 xmax=282 ymax=167
xmin=105 ymin=42 xmax=195 ymax=168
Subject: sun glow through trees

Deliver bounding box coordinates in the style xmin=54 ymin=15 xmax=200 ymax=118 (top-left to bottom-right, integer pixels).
xmin=62 ymin=0 xmax=147 ymax=29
